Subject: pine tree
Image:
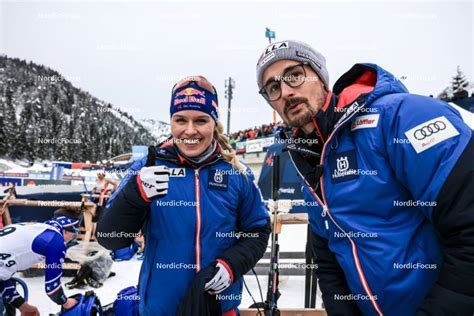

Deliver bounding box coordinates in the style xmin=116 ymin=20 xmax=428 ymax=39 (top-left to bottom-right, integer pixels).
xmin=17 ymin=103 xmax=37 ymax=161
xmin=1 ymin=83 xmax=22 ymax=156
xmin=0 ymin=100 xmax=7 ymax=157
xmin=55 ymin=121 xmax=70 ymax=160
xmin=451 ymin=66 xmax=469 ymax=92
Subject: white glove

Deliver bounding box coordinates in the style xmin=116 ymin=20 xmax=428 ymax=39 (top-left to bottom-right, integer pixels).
xmin=138 ymin=165 xmax=170 ymax=200
xmin=204 ymin=262 xmax=232 ymax=294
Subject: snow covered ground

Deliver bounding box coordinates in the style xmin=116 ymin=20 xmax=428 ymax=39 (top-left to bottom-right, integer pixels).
xmin=18 ymin=225 xmax=322 ymax=314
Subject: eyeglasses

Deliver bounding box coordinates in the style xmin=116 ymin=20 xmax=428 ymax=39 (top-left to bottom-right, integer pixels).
xmin=172 ymin=76 xmax=218 ymax=96
xmin=259 ymin=63 xmax=312 ymax=101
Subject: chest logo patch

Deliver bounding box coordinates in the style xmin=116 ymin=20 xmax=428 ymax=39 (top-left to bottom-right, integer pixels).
xmin=329 ymin=150 xmax=359 ymax=183
xmin=208 ymin=169 xmax=228 ymax=191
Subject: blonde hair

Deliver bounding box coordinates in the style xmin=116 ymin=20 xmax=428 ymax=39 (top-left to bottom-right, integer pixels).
xmin=214 ymin=120 xmax=247 ymax=176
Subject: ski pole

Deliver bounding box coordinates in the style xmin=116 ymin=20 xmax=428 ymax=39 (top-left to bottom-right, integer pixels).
xmin=265 ymin=153 xmax=281 ymax=316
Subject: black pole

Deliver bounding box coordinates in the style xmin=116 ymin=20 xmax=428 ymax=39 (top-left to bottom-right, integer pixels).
xmin=226 ymin=77 xmax=233 ymax=135
xmin=265 ymin=153 xmax=280 ymax=316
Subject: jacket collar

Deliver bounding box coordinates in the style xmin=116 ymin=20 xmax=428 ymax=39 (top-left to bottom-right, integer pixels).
xmin=154 ymin=137 xmax=222 ymax=168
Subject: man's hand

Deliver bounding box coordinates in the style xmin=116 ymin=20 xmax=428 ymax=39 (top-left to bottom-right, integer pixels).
xmin=204 ymin=262 xmax=232 ymax=294
xmin=19 ymin=302 xmax=40 ymax=316
xmin=62 ymin=298 xmax=78 ymax=310
xmin=138 ymin=166 xmax=170 ymax=200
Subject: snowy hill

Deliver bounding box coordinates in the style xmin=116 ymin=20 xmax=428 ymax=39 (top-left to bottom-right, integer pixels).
xmin=139 ymin=118 xmax=170 ymax=143
xmin=0 ymin=55 xmax=159 ymax=163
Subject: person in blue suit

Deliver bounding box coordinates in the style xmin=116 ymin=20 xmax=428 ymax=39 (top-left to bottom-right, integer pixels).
xmin=0 ymin=208 xmax=81 ymax=315
xmin=97 ymin=76 xmax=270 ymax=315
xmin=256 ymin=40 xmax=474 ymax=316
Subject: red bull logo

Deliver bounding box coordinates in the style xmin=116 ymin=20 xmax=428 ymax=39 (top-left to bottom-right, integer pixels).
xmin=174 ymin=87 xmax=207 ymax=106
xmin=175 ymin=88 xmax=206 ymax=98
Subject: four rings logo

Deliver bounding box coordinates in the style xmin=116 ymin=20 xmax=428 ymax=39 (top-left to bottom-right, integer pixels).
xmin=413 ymin=121 xmax=446 ymax=140
xmin=405 ymin=116 xmax=459 ymax=154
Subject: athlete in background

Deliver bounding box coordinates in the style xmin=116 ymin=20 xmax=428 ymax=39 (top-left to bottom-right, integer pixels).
xmin=0 ymin=208 xmax=81 ymax=315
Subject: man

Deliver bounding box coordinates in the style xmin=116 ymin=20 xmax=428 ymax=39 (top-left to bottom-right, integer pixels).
xmin=256 ymin=40 xmax=474 ymax=315
xmin=0 ymin=208 xmax=80 ymax=315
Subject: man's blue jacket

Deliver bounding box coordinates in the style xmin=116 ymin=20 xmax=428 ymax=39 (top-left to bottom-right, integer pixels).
xmin=287 ymin=63 xmax=474 ymax=315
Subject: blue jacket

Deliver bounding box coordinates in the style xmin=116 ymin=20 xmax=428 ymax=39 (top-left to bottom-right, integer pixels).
xmin=99 ymin=146 xmax=270 ymax=315
xmin=288 ymin=64 xmax=473 ymax=315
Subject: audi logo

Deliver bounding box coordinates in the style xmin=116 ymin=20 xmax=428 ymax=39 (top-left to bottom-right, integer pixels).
xmin=413 ymin=121 xmax=446 ymax=140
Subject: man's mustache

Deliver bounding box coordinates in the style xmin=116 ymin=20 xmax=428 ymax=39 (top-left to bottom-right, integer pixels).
xmin=285 ymin=97 xmax=309 ymax=114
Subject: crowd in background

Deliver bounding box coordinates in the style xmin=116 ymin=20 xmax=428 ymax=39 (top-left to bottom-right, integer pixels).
xmin=227 ymin=122 xmax=289 ymax=146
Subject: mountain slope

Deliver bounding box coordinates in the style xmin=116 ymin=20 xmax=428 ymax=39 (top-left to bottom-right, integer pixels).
xmin=0 ymin=55 xmax=158 ymax=163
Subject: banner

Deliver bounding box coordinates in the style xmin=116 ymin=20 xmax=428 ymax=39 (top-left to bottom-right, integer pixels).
xmin=0 ymin=177 xmax=23 ymax=187
xmin=246 ymin=139 xmax=263 ymax=153
xmin=235 ymin=142 xmax=246 ymax=154
xmin=132 ymin=145 xmax=148 ymax=161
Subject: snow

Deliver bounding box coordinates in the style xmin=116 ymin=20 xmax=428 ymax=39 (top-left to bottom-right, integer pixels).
xmin=0 ymin=158 xmax=25 ymax=172
xmin=24 ymin=252 xmax=142 ymax=313
xmin=20 ymin=225 xmax=322 ymax=314
xmin=0 ymin=159 xmax=52 ymax=174
xmin=139 ymin=118 xmax=170 ymax=142
xmin=449 ymin=102 xmax=474 ymax=129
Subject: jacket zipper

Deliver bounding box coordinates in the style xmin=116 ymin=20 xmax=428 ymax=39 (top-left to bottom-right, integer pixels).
xmin=194 ymin=169 xmax=201 ymax=272
xmin=290 ymin=102 xmax=384 ymax=316
xmin=192 ymin=161 xmax=217 ymax=273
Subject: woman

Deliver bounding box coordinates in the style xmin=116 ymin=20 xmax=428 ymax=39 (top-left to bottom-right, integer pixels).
xmin=97 ymin=76 xmax=270 ymax=315
xmin=93 ymin=172 xmax=118 ymax=207
xmin=82 ymin=172 xmax=118 ymax=243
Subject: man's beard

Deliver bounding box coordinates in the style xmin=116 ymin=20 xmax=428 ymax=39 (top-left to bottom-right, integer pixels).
xmin=284 ymin=97 xmax=317 ymax=128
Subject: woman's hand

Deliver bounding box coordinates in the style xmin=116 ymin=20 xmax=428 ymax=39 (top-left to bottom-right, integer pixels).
xmin=204 ymin=262 xmax=232 ymax=294
xmin=138 ymin=166 xmax=170 ymax=200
